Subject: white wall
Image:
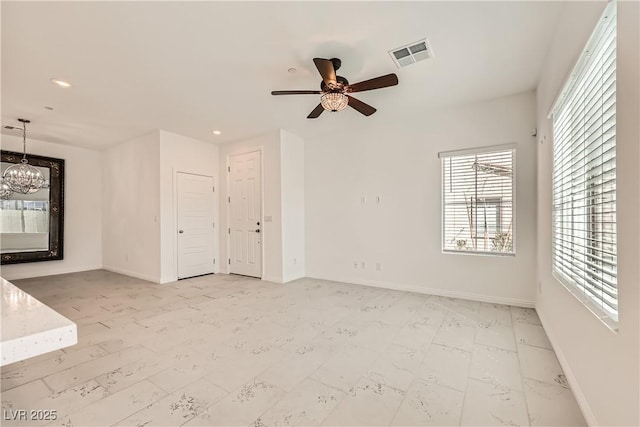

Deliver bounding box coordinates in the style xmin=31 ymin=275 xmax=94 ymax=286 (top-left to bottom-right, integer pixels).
xmin=1 ymin=135 xmax=102 ymax=280
xmin=280 ymin=129 xmax=305 ymax=282
xmin=159 ymin=130 xmax=219 ymax=283
xmin=536 ymin=2 xmax=639 ymax=425
xmin=219 ymin=130 xmax=284 ymax=282
xmin=305 ymin=91 xmax=538 ymax=306
xmin=102 ymin=131 xmax=161 ymax=282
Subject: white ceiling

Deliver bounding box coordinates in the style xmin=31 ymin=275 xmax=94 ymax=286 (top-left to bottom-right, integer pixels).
xmin=1 ymin=1 xmax=566 ymax=149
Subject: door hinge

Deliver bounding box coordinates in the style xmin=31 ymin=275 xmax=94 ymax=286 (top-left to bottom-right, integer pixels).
xmin=213 ymin=258 xmax=216 ymax=264
xmin=228 ymin=166 xmax=230 ymax=172
xmin=228 ymin=259 xmax=231 ymax=265
xmin=228 ymin=227 xmax=231 ymax=234
xmin=212 ymin=186 xmax=215 ymax=192
xmin=212 ymin=222 xmax=215 ymax=229
xmin=228 ymin=196 xmax=230 ymax=203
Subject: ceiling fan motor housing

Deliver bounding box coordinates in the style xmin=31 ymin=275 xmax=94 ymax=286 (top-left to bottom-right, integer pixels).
xmin=321 ymin=76 xmax=349 ymax=92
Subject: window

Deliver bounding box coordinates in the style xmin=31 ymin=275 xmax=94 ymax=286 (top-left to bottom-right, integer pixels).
xmin=440 ymin=146 xmax=515 ymax=255
xmin=551 ymin=1 xmax=617 ymax=323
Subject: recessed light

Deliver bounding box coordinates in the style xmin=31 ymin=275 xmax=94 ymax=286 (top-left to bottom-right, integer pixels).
xmin=212 ymin=130 xmax=222 ymax=135
xmin=44 ymin=106 xmax=54 ymax=110
xmin=288 ymin=67 xmax=297 ymax=73
xmin=50 ymin=79 xmax=71 ymax=88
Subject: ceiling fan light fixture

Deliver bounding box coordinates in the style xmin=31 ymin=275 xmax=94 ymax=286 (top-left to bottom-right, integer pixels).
xmin=320 ymin=92 xmax=348 ymax=112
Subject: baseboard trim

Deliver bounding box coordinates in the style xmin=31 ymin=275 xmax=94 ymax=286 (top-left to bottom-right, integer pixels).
xmin=282 ymin=273 xmax=305 ymax=284
xmin=160 ymin=275 xmax=178 ymax=284
xmin=1 ymin=264 xmax=103 ymax=281
xmin=306 ymin=274 xmax=535 ymax=308
xmin=536 ymin=308 xmax=597 ymax=426
xmin=261 ymin=275 xmax=283 ymax=284
xmin=102 ymin=266 xmax=161 ymax=284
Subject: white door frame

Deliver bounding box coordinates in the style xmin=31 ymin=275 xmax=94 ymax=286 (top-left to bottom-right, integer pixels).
xmin=226 ymin=147 xmax=264 ymax=278
xmin=174 ymin=169 xmax=217 ymax=281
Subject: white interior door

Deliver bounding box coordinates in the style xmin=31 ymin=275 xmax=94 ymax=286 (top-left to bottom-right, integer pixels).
xmin=229 ymin=151 xmax=262 ymax=278
xmin=177 ymin=173 xmax=215 ymax=279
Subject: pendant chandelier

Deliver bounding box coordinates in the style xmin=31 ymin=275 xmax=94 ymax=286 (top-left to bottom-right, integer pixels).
xmin=2 ymin=119 xmax=45 ymax=195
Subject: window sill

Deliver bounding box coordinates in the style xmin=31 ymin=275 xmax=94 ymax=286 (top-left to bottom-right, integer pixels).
xmin=442 ymin=249 xmax=516 ymax=257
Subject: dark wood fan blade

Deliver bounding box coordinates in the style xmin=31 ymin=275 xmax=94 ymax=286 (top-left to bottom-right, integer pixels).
xmin=271 ymin=90 xmax=322 ymax=95
xmin=346 ymin=74 xmax=398 ymax=93
xmin=307 ymin=103 xmax=325 ymax=119
xmin=313 ymin=58 xmax=337 ymax=85
xmin=347 ymin=96 xmax=376 ymax=116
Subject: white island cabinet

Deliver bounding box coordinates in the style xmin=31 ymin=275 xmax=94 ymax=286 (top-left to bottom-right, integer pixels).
xmin=1 ymin=277 xmax=77 ymax=366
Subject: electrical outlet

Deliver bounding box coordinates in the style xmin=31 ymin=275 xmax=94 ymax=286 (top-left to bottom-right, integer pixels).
xmin=376 ymin=195 xmax=381 ymax=204
xmin=360 ymin=196 xmax=367 ymax=204
xmin=538 ymin=281 xmax=542 ymax=293
xmin=376 ymin=262 xmax=381 ymax=271
xmin=293 ymin=258 xmax=297 ymax=265
xmin=353 ymin=261 xmax=359 ymax=269
xmin=360 ymin=261 xmax=366 ymax=269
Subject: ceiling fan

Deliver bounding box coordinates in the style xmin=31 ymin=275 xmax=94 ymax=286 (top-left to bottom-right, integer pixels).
xmin=271 ymin=58 xmax=399 ymax=119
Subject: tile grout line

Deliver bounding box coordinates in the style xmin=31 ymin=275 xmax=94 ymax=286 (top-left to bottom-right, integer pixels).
xmin=512 ymin=308 xmax=534 ymax=426
xmin=457 ymin=301 xmax=481 ymax=426
xmin=388 ymin=296 xmax=448 ymax=426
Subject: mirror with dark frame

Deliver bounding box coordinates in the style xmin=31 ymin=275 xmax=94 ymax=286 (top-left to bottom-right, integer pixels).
xmin=0 ymin=150 xmax=64 ymax=264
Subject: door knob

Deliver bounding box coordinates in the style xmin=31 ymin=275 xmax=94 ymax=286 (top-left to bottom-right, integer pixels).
xmin=178 ymin=230 xmax=184 ymax=234
xmin=257 ymin=221 xmax=260 ymax=226
xmin=255 ymin=229 xmax=261 ymax=233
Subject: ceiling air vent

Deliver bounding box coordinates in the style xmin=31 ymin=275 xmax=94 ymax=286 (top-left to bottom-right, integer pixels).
xmin=389 ymin=39 xmax=434 ymax=68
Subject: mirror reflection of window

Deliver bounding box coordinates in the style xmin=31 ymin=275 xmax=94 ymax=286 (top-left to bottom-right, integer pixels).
xmin=0 ymin=200 xmax=50 ymax=233
xmin=0 ymin=162 xmax=51 ymax=253
xmin=23 ymin=201 xmax=50 ymax=233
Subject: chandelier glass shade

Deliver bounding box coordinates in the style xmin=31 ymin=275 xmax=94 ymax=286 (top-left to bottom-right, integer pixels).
xmin=321 ymin=92 xmax=349 ymax=112
xmin=0 ymin=178 xmax=13 ymax=200
xmin=3 ymin=161 xmax=46 ymax=194
xmin=2 ymin=119 xmax=45 ymax=195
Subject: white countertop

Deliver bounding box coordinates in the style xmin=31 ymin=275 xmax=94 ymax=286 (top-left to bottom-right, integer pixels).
xmin=1 ymin=277 xmax=77 ymax=366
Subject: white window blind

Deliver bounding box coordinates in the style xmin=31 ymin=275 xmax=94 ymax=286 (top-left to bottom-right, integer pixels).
xmin=441 ymin=147 xmax=515 ymax=255
xmin=551 ymin=1 xmax=617 ymax=322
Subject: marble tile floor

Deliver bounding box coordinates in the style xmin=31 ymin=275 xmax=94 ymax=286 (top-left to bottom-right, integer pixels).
xmin=0 ymin=270 xmax=586 ymax=426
